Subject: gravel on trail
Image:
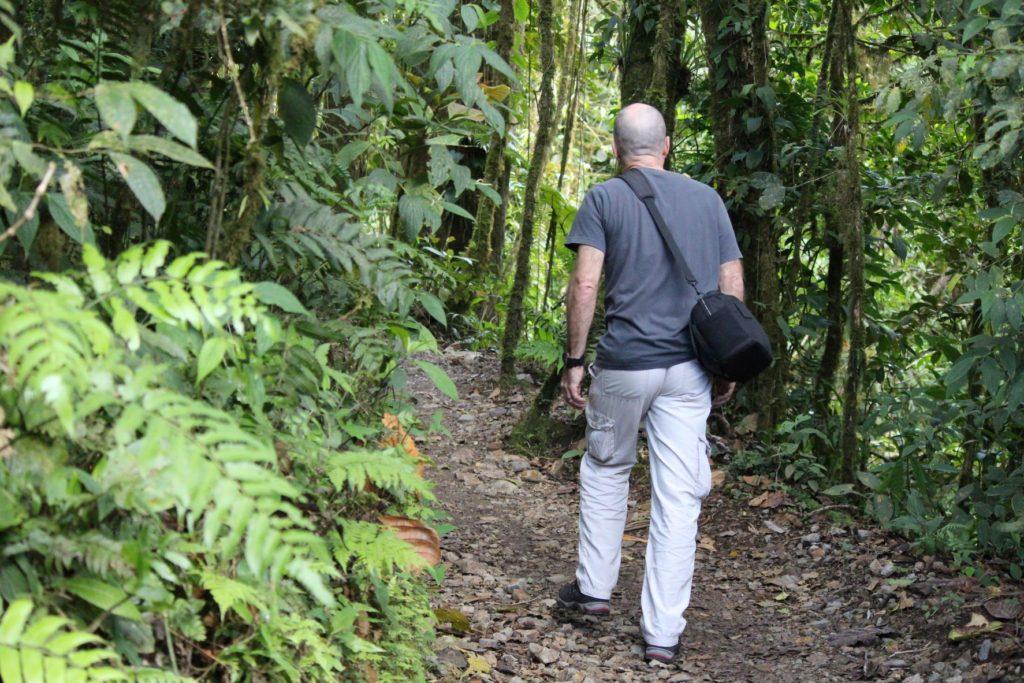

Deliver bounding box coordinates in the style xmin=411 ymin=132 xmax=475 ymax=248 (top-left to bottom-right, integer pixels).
xmin=410 ymin=349 xmax=1024 ymax=683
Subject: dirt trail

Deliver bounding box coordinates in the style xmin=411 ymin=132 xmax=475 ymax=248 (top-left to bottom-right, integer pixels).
xmin=410 ymin=350 xmax=1023 ymax=682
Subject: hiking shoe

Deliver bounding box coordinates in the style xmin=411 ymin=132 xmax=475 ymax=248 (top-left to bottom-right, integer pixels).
xmin=556 ymin=580 xmax=610 ymax=615
xmin=643 ymin=642 xmax=680 ymax=664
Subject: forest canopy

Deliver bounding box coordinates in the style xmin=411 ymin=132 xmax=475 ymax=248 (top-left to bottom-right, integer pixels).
xmin=0 ymin=0 xmax=1021 ymax=679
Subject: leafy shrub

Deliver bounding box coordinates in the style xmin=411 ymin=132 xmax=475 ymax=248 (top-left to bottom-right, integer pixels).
xmin=0 ymin=243 xmax=444 ymax=679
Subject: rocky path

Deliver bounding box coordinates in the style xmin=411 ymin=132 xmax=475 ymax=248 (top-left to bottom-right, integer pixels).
xmin=410 ymin=349 xmax=1023 ymax=682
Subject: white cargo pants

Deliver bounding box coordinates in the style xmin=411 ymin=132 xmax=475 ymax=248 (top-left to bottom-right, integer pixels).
xmin=575 ymin=360 xmax=712 ymax=648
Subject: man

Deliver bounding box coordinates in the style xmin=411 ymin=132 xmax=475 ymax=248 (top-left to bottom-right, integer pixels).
xmin=555 ymin=103 xmax=744 ymax=664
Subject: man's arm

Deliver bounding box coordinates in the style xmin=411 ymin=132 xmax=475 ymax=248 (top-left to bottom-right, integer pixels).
xmin=719 ymin=259 xmax=744 ymax=301
xmin=713 ymin=259 xmax=745 ymax=406
xmin=562 ymin=245 xmax=604 ymax=408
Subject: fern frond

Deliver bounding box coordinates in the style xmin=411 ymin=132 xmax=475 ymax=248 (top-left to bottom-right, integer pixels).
xmin=0 ymin=598 xmax=194 ymax=682
xmin=334 ymin=520 xmax=425 ymax=576
xmin=327 ymin=448 xmax=433 ymax=500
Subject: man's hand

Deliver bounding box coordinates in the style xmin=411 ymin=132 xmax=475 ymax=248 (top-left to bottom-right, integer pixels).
xmin=712 ymin=378 xmax=736 ymax=407
xmin=562 ymin=366 xmax=587 ymax=409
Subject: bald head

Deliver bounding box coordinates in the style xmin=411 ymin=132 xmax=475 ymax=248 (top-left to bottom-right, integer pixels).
xmin=613 ymin=103 xmax=668 ymax=164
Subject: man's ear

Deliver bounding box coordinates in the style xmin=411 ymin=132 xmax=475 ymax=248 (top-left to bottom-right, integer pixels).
xmin=611 ymin=139 xmax=620 ymax=162
xmin=662 ymin=136 xmax=670 ymax=156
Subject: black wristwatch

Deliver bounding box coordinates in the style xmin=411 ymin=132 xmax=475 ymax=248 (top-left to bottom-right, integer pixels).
xmin=563 ymin=352 xmax=586 ymax=368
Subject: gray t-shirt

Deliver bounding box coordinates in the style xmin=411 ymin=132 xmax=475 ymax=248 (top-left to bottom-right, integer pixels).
xmin=565 ymin=168 xmax=742 ymax=371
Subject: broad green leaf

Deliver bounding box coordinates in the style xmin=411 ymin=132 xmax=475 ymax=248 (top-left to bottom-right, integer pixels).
xmin=94 ymin=82 xmax=136 ymax=137
xmin=0 ymin=599 xmax=33 ymax=644
xmin=414 ymin=360 xmax=458 ymax=400
xmin=962 ymin=16 xmax=988 ymax=42
xmin=128 ymin=135 xmax=213 ymax=168
xmin=461 ymin=3 xmax=480 ymax=31
xmin=253 ymin=281 xmax=310 ymax=315
xmin=109 ymin=153 xmax=165 ymax=222
xmin=856 ymin=471 xmax=882 ymax=491
xmin=64 ymin=577 xmax=142 ymax=621
xmin=12 ymin=80 xmax=32 ymax=116
xmin=128 ymin=82 xmax=197 ymax=147
xmin=338 ymin=140 xmax=371 ymax=168
xmin=47 ymin=195 xmax=96 ymax=245
xmin=278 ymin=78 xmax=317 ymax=147
xmin=197 ymin=336 xmax=229 ymax=384
xmin=417 ymin=292 xmax=447 ymax=327
xmin=513 ymin=0 xmax=529 ymax=22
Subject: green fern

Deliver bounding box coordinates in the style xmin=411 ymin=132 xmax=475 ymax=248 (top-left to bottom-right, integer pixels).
xmin=328 ymin=448 xmax=433 ymax=500
xmin=334 ymin=521 xmax=426 ymax=576
xmin=0 ymin=598 xmax=193 ymax=682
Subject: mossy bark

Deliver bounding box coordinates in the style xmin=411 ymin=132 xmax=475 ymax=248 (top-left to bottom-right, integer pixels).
xmin=699 ymin=0 xmax=784 ymax=429
xmin=499 ymin=0 xmax=559 ymax=382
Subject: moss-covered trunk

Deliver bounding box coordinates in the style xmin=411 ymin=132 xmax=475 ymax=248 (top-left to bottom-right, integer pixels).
xmin=699 ymin=0 xmax=783 ymax=428
xmin=499 ymin=0 xmax=559 ymax=381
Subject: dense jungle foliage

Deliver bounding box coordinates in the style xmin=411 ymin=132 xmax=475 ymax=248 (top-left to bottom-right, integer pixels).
xmin=0 ymin=0 xmax=1020 ymax=678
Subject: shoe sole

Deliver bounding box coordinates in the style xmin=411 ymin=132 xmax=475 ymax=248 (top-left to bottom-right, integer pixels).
xmin=643 ymin=647 xmax=679 ymax=664
xmin=555 ymin=598 xmax=610 ymax=616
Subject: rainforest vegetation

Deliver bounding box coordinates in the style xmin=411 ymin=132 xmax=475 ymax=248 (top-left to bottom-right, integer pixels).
xmin=0 ymin=0 xmax=1020 ymax=679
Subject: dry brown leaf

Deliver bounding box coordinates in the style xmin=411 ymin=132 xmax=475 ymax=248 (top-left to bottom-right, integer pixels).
xmin=711 ymin=469 xmax=726 ymax=487
xmin=749 ymin=490 xmax=786 ymax=508
xmin=984 ymin=598 xmax=1022 ymax=621
xmin=698 ymin=535 xmax=716 ymax=552
xmin=380 ymin=515 xmax=441 ymax=567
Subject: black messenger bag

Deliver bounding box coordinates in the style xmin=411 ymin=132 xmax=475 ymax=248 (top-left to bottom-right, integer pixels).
xmin=619 ymin=168 xmax=773 ymax=382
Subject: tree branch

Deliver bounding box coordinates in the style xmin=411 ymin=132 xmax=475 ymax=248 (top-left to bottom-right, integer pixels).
xmin=0 ymin=162 xmax=58 ymax=245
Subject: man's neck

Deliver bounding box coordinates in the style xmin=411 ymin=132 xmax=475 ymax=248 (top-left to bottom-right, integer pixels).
xmin=621 ymin=156 xmax=665 ymax=171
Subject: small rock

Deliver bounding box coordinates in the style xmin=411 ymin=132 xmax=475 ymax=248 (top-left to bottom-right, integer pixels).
xmin=801 ymin=532 xmax=822 ymax=545
xmin=436 ymin=647 xmax=468 ymax=671
xmin=869 ymin=558 xmax=896 ymax=577
xmin=487 ymin=480 xmax=519 ymax=495
xmin=856 ymin=528 xmax=872 ymax=540
xmin=528 ymin=642 xmax=559 ymax=664
xmin=978 ymin=638 xmax=991 ymax=662
xmin=520 ymin=469 xmax=543 ymax=482
xmin=547 ymin=573 xmax=570 ymax=584
xmin=901 ymin=675 xmax=924 ymax=683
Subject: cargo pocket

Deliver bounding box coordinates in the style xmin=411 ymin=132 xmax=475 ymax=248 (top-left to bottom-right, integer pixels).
xmin=696 ymin=436 xmax=713 ymax=498
xmin=585 ymin=403 xmax=615 ymax=464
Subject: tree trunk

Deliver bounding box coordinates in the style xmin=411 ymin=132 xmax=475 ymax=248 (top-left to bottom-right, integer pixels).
xmin=698 ymin=0 xmax=783 ymax=428
xmin=541 ymin=0 xmax=587 ymax=311
xmin=836 ymin=0 xmax=864 ymax=482
xmin=500 ymin=0 xmax=559 ymax=381
xmin=620 ymin=0 xmax=690 ymax=167
xmin=468 ymin=0 xmax=517 ymax=270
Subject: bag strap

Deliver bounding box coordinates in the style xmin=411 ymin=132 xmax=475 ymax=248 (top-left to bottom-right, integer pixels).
xmin=618 ymin=168 xmax=703 ymax=297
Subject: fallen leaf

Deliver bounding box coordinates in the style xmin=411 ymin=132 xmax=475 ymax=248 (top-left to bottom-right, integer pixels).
xmin=434 ymin=607 xmax=471 ymax=634
xmin=983 ymin=598 xmax=1021 ymax=621
xmin=749 ymin=490 xmax=786 ymax=508
xmin=828 ymin=626 xmax=896 ymax=647
xmin=380 ymin=515 xmax=441 ymax=567
xmin=764 ymin=519 xmax=787 ymax=533
xmin=698 ymin=535 xmax=716 ymax=552
xmin=967 ymin=612 xmax=989 ymax=628
xmin=949 ymin=614 xmax=1002 ymax=641
xmin=711 ymin=469 xmax=726 ymax=486
xmin=465 ymin=654 xmax=491 ymax=675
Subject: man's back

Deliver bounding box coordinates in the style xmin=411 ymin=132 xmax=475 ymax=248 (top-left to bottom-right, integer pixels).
xmin=566 ymin=168 xmax=741 ymax=370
